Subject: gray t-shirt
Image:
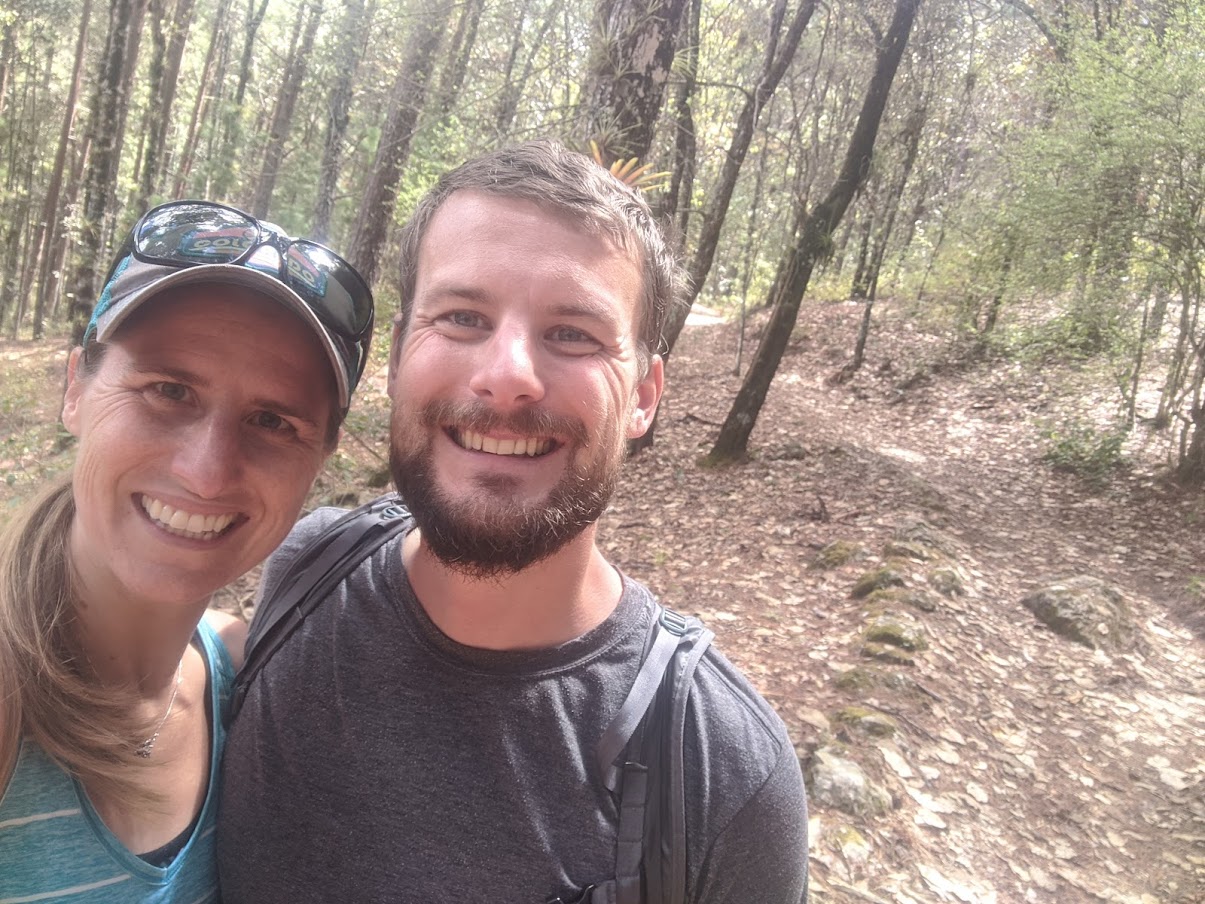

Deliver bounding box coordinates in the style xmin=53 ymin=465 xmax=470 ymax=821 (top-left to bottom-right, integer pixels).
xmin=217 ymin=508 xmax=808 ymax=902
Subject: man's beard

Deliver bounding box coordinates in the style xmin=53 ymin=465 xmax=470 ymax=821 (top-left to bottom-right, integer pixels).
xmin=390 ymin=399 xmax=625 ymax=579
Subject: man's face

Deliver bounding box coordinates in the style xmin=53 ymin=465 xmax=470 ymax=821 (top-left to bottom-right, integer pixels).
xmin=387 ymin=191 xmax=663 ymax=577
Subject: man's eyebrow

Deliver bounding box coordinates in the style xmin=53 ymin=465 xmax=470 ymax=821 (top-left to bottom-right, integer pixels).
xmin=419 ymin=283 xmax=491 ymax=304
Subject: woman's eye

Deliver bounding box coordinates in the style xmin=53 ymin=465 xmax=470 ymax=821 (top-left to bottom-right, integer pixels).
xmin=251 ymin=410 xmax=290 ymax=432
xmin=549 ymin=326 xmax=600 ymax=349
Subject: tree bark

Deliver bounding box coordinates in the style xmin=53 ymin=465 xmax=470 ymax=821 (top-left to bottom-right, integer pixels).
xmin=346 ymin=2 xmax=450 ymax=284
xmin=493 ymin=0 xmax=557 ymax=140
xmin=708 ymin=0 xmax=919 ymax=464
xmin=432 ymin=0 xmax=485 ymax=118
xmin=579 ymin=0 xmax=688 ymax=163
xmin=658 ymin=0 xmax=701 ymax=235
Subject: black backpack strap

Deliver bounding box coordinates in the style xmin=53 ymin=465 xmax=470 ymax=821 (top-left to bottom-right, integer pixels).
xmin=594 ymin=605 xmax=714 ymax=904
xmin=231 ymin=494 xmax=410 ymax=717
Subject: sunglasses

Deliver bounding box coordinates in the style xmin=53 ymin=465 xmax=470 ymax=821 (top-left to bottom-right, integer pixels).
xmin=109 ymin=200 xmax=374 ymax=396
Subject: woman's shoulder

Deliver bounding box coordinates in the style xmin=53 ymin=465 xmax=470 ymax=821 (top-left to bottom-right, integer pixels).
xmin=201 ymin=609 xmax=248 ymax=671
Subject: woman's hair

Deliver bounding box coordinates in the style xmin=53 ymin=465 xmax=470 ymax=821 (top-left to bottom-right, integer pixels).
xmin=1 ymin=348 xmax=163 ymax=806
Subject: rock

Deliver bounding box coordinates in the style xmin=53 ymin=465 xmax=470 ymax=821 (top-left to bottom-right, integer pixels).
xmin=883 ymin=539 xmax=934 ymax=562
xmin=833 ymin=705 xmax=898 ymax=739
xmin=864 ymin=613 xmax=929 ymax=651
xmin=833 ymin=665 xmax=919 ymax=693
xmin=860 ymin=642 xmax=916 ymax=666
xmin=811 ymin=539 xmax=868 ymax=570
xmin=928 ymin=566 xmax=966 ymax=598
xmin=851 ymin=566 xmax=906 ymax=598
xmin=892 ymin=519 xmax=959 ymax=557
xmin=864 ymin=586 xmax=940 ymax=613
xmin=806 ymin=747 xmax=893 ymax=817
xmin=1020 ymin=576 xmax=1134 ymax=651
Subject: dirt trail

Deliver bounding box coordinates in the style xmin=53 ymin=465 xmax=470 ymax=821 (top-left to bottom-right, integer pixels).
xmin=598 ymin=303 xmax=1204 ymax=903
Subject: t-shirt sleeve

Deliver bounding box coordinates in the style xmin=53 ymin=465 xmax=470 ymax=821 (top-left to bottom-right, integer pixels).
xmin=693 ymin=737 xmax=809 ymax=903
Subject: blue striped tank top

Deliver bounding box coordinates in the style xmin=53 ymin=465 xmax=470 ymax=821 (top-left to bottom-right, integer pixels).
xmin=0 ymin=618 xmax=234 ymax=903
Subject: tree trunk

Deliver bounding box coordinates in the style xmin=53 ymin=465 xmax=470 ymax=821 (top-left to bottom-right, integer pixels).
xmin=708 ymin=0 xmax=919 ymax=464
xmin=210 ymin=0 xmax=269 ymax=200
xmin=67 ymin=0 xmax=140 ymax=343
xmin=249 ymin=0 xmax=323 ymax=219
xmin=313 ymin=0 xmax=372 ymax=242
xmin=137 ymin=0 xmax=197 ymax=210
xmin=658 ymin=0 xmax=701 ymax=235
xmin=346 ymin=2 xmax=450 ymax=284
xmin=579 ymin=0 xmax=688 ymax=163
xmin=849 ymin=211 xmax=874 ymax=298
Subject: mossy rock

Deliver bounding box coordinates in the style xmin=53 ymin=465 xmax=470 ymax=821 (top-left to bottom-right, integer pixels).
xmin=851 ymin=566 xmax=906 ymax=598
xmin=833 ymin=666 xmax=919 ymax=695
xmin=892 ymin=520 xmax=958 ymax=557
xmin=863 ymin=587 xmax=939 ymax=614
xmin=1021 ymin=576 xmax=1133 ymax=651
xmin=864 ymin=615 xmax=928 ymax=651
xmin=883 ymin=539 xmax=935 ymax=562
xmin=833 ymin=706 xmax=898 ymax=738
xmin=811 ymin=540 xmax=867 ymax=570
xmin=929 ymin=567 xmax=966 ymax=598
xmin=860 ymin=642 xmax=916 ymax=666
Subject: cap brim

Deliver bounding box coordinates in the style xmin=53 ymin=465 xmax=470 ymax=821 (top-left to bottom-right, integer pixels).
xmin=94 ymin=263 xmax=351 ymax=410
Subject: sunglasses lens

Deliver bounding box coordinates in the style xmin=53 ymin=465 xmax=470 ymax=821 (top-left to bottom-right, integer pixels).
xmin=136 ymin=203 xmax=258 ymax=264
xmin=287 ymin=241 xmax=374 ymax=337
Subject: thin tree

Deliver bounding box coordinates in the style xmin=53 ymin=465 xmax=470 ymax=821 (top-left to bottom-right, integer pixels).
xmin=31 ymin=0 xmax=93 ymax=339
xmin=136 ymin=0 xmax=197 ymax=211
xmin=249 ymin=0 xmax=324 ymax=219
xmin=313 ymin=0 xmax=373 ymax=242
xmin=708 ymin=0 xmax=919 ymax=464
xmin=346 ymin=2 xmax=451 ymax=284
xmin=67 ymin=0 xmax=141 ymax=342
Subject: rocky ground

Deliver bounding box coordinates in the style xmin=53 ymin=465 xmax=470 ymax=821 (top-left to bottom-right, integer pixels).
xmin=1 ymin=298 xmax=1201 ymax=903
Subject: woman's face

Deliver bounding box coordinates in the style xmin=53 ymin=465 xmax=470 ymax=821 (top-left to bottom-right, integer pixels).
xmin=62 ymin=285 xmax=337 ymax=610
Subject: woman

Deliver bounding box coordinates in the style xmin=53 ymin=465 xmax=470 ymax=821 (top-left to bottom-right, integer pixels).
xmin=0 ymin=201 xmax=374 ymax=900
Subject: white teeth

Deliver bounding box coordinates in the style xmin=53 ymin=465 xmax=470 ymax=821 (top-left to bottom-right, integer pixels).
xmin=140 ymin=495 xmax=238 ymax=540
xmin=458 ymin=430 xmax=551 ymax=457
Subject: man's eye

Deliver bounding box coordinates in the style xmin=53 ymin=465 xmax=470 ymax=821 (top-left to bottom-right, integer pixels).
xmin=445 ymin=310 xmax=485 ymax=329
xmin=548 ymin=326 xmax=601 ymax=349
xmin=154 ymin=382 xmax=188 ymax=401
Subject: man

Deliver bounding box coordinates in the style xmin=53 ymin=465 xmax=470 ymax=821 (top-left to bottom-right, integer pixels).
xmin=218 ymin=140 xmax=808 ymax=902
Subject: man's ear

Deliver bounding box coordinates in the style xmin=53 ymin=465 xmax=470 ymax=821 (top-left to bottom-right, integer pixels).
xmin=627 ymin=355 xmax=664 ymax=439
xmin=61 ymin=347 xmax=85 ymax=437
xmin=386 ymin=313 xmax=406 ymax=400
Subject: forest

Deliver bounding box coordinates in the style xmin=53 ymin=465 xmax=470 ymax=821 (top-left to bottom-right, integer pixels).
xmin=2 ymin=0 xmax=1205 ymax=484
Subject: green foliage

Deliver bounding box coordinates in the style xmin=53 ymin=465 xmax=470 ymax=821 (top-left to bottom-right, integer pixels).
xmin=1040 ymin=418 xmax=1128 ymax=483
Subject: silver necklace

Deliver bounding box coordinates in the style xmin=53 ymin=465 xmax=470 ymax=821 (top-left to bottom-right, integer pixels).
xmin=134 ymin=659 xmax=183 ymax=758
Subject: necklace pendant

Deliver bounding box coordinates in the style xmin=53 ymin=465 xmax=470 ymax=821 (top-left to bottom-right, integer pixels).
xmin=134 ymin=738 xmax=155 ymax=758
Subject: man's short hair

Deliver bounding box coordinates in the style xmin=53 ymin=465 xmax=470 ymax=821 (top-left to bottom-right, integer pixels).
xmin=397 ymin=139 xmax=685 ymax=367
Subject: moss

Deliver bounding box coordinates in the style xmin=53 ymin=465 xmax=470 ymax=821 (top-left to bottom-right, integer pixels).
xmin=851 ymin=566 xmax=906 ymax=598
xmin=834 ymin=667 xmax=877 ymax=692
xmin=811 ymin=540 xmax=866 ymax=570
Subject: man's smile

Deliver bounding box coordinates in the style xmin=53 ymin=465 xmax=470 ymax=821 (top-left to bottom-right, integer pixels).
xmin=449 ymin=428 xmax=556 ymax=457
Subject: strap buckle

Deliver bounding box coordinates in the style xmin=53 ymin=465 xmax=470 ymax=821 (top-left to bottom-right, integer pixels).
xmin=659 ymin=608 xmax=689 ymax=636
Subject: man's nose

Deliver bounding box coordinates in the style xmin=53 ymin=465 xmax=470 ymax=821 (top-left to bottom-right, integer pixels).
xmin=467 ymin=328 xmax=545 ymax=409
xmin=171 ymin=416 xmax=242 ymax=499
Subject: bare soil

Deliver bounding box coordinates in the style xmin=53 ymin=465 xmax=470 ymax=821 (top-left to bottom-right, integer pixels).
xmin=1 ymin=299 xmax=1201 ymax=903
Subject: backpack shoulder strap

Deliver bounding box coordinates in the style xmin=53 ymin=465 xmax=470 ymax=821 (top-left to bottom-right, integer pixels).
xmin=593 ymin=604 xmax=714 ymax=904
xmin=231 ymin=493 xmax=410 ymax=717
